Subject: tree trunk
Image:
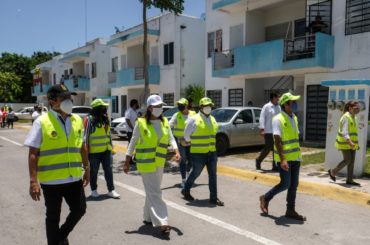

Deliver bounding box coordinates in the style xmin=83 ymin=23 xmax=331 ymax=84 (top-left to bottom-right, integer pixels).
xmin=143 ymin=0 xmax=150 ymax=104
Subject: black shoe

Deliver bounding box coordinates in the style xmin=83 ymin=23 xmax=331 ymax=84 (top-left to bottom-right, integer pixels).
xmin=210 ymin=198 xmax=224 ymax=206
xmin=181 ymin=189 xmax=194 ymax=201
xmin=346 ymin=180 xmax=361 ymax=186
xmin=328 ymin=169 xmax=336 ymax=182
xmin=285 ymin=210 xmax=306 ymax=221
xmin=59 ymin=238 xmax=69 ymax=245
xmin=143 ymin=220 xmax=153 ymax=226
xmin=256 ymin=159 xmax=261 ymax=170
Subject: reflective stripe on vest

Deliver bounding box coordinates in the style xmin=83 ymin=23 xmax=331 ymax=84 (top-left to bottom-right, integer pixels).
xmin=335 ymin=112 xmax=359 ymax=150
xmin=273 ymin=113 xmax=301 ymax=162
xmin=135 ymin=118 xmax=170 ymax=173
xmin=88 ymin=117 xmax=112 ymax=153
xmin=38 ymin=112 xmax=83 ymax=182
xmin=190 ymin=113 xmax=218 ymax=154
xmin=173 ymin=110 xmax=196 ymax=138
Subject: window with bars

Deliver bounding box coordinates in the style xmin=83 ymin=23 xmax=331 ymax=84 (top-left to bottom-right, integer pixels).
xmin=346 ymin=0 xmax=370 ymax=35
xmin=206 ymin=90 xmax=222 ymax=108
xmin=207 ymin=29 xmax=222 ymax=58
xmin=112 ymin=96 xmax=118 ymax=113
xmin=91 ymin=62 xmax=97 ymax=78
xmin=163 ymin=93 xmax=174 ymax=106
xmin=228 ymin=89 xmax=243 ymax=106
xmin=164 ymin=42 xmax=174 ymax=65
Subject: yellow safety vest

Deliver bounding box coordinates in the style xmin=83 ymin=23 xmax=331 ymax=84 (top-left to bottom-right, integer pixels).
xmin=273 ymin=113 xmax=301 ymax=162
xmin=335 ymin=112 xmax=359 ymax=150
xmin=88 ymin=117 xmax=112 ymax=153
xmin=190 ymin=113 xmax=218 ymax=154
xmin=135 ymin=117 xmax=170 ymax=173
xmin=173 ymin=110 xmax=196 ymax=138
xmin=38 ymin=112 xmax=84 ymax=182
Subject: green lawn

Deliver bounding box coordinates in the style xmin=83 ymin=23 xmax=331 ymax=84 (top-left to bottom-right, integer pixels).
xmin=301 ymin=152 xmax=325 ymax=166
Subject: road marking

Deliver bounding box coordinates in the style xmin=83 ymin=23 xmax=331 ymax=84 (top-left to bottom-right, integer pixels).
xmin=106 ymin=177 xmax=281 ymax=245
xmin=0 ymin=136 xmax=23 ymax=146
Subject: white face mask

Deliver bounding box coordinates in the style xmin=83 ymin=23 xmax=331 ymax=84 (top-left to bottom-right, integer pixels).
xmin=152 ymin=107 xmax=163 ymax=118
xmin=59 ymin=99 xmax=73 ymax=115
xmin=203 ymin=106 xmax=212 ymax=115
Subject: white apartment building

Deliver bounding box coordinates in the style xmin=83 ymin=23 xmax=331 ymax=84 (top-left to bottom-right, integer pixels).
xmin=206 ymin=0 xmax=370 ymax=143
xmin=32 ymin=38 xmax=111 ymax=106
xmin=107 ymin=13 xmax=205 ymax=118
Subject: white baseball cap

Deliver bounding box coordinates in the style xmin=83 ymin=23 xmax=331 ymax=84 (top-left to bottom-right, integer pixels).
xmin=147 ymin=94 xmax=166 ymax=106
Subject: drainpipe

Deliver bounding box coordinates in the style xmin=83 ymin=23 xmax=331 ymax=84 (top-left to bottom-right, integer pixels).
xmin=180 ymin=24 xmax=186 ymax=99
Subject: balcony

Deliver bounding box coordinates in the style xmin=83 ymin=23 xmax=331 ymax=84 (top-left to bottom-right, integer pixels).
xmin=63 ymin=77 xmax=90 ymax=92
xmin=59 ymin=52 xmax=89 ymax=63
xmin=108 ymin=29 xmax=160 ymax=47
xmin=213 ymin=0 xmax=286 ymax=13
xmin=32 ymin=84 xmax=50 ymax=97
xmin=110 ymin=65 xmax=160 ymax=88
xmin=213 ymin=32 xmax=334 ymax=78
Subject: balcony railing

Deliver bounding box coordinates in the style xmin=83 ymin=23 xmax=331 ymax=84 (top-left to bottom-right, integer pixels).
xmin=284 ymin=35 xmax=316 ymax=61
xmin=32 ymin=84 xmax=50 ymax=96
xmin=213 ymin=50 xmax=234 ymax=71
xmin=134 ymin=67 xmax=144 ymax=80
xmin=112 ymin=65 xmax=160 ymax=88
xmin=63 ymin=76 xmax=90 ymax=92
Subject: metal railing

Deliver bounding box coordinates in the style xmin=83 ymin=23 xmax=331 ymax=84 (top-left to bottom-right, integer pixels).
xmin=213 ymin=50 xmax=234 ymax=70
xmin=284 ymin=34 xmax=316 ymax=61
xmin=108 ymin=72 xmax=116 ymax=84
xmin=135 ymin=67 xmax=144 ymax=80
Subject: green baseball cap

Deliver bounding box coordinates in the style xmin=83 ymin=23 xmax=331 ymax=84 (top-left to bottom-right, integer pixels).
xmin=199 ymin=97 xmax=214 ymax=106
xmin=91 ymin=98 xmax=109 ymax=108
xmin=279 ymin=92 xmax=301 ymax=105
xmin=176 ymin=98 xmax=189 ymax=106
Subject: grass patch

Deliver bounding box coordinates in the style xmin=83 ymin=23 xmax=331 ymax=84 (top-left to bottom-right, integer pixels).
xmin=301 ymin=151 xmax=325 ymax=166
xmin=16 ymin=119 xmax=31 ymax=124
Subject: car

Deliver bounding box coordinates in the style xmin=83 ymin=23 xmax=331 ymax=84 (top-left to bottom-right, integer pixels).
xmin=72 ymin=106 xmax=92 ymax=119
xmin=163 ymin=107 xmax=179 ymax=120
xmin=111 ymin=117 xmax=128 ymax=138
xmin=211 ymin=107 xmax=264 ymax=156
xmin=14 ymin=106 xmax=48 ymax=121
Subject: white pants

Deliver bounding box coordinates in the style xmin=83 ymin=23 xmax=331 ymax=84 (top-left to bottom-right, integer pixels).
xmin=141 ymin=167 xmax=168 ymax=227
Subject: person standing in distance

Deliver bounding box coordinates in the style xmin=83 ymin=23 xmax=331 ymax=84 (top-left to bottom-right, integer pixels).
xmin=25 ymin=84 xmax=90 ymax=245
xmin=259 ymin=92 xmax=306 ymax=221
xmin=256 ymin=93 xmax=281 ymax=171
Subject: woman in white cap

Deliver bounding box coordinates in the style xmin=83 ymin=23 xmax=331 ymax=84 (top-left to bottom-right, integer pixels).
xmin=124 ymin=94 xmax=180 ymax=237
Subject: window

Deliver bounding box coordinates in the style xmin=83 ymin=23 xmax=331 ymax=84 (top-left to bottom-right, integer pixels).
xmin=91 ymin=62 xmax=97 ymax=78
xmin=164 ymin=42 xmax=174 ymax=65
xmin=253 ymin=109 xmax=261 ymax=123
xmin=69 ymin=68 xmax=73 ymax=75
xmin=236 ymin=109 xmax=253 ymax=124
xmin=112 ymin=96 xmax=118 ymax=113
xmin=228 ymin=89 xmax=243 ymax=107
xmin=163 ymin=93 xmax=174 ymax=106
xmin=346 ymin=0 xmax=370 ymax=35
xmin=206 ymin=90 xmax=222 ymax=108
xmin=112 ymin=57 xmax=118 ymax=72
xmin=64 ymin=70 xmax=68 ymax=76
xmin=207 ymin=29 xmax=222 ymax=58
xmin=53 ymin=73 xmax=56 ymax=85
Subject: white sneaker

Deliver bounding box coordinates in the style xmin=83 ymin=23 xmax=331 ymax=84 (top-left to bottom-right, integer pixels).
xmin=91 ymin=190 xmax=99 ymax=198
xmin=108 ymin=190 xmax=120 ymax=199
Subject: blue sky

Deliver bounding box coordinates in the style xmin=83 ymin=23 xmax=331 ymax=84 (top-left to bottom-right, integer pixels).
xmin=0 ymin=0 xmax=205 ymax=56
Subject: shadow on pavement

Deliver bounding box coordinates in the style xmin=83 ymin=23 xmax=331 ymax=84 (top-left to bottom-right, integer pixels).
xmin=86 ymin=195 xmax=112 ymax=202
xmin=125 ymin=224 xmax=183 ymax=241
xmin=260 ymin=213 xmax=305 ymax=226
xmin=162 ymin=183 xmax=207 ymax=191
xmin=185 ymin=198 xmax=218 ymax=208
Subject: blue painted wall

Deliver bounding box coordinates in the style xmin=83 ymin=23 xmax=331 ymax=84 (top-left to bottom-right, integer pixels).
xmin=212 ymin=0 xmax=240 ymax=10
xmin=64 ymin=78 xmax=90 ymax=92
xmin=32 ymin=84 xmax=50 ymax=96
xmin=112 ymin=65 xmax=160 ymax=88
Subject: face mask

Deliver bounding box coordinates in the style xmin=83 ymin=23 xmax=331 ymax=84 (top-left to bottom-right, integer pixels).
xmin=178 ymin=105 xmax=186 ymax=111
xmin=152 ymin=107 xmax=163 ymax=118
xmin=203 ymin=106 xmax=212 ymax=115
xmin=60 ymin=99 xmax=73 ymax=115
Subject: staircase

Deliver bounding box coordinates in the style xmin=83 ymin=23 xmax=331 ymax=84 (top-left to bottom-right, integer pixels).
xmin=264 ymin=76 xmax=294 ymax=102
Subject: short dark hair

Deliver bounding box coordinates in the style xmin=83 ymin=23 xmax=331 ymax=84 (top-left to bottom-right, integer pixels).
xmin=130 ymin=99 xmax=138 ymax=107
xmin=270 ymin=93 xmax=279 ymax=101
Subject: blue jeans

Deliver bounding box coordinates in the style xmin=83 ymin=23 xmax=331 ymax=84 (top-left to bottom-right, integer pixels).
xmin=183 ymin=151 xmax=218 ymax=200
xmin=89 ymin=150 xmax=115 ymax=192
xmin=176 ymin=138 xmax=192 ymax=179
xmin=264 ymin=161 xmax=300 ymax=211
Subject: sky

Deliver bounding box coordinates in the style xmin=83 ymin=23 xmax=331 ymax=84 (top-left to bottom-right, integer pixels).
xmin=0 ymin=0 xmax=205 ymax=56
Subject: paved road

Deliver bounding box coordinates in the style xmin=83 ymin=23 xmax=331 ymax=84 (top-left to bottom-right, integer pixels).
xmin=1 ymin=128 xmax=370 ymax=245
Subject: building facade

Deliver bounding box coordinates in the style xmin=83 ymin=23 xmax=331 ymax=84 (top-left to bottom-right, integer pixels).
xmin=206 ymin=0 xmax=370 ymax=142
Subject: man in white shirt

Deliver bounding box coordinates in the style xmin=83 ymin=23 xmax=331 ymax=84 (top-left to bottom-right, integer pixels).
xmin=256 ymin=93 xmax=281 ymax=171
xmin=125 ymin=99 xmax=139 ymax=143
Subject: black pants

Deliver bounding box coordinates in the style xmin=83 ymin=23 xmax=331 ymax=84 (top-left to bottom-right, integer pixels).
xmin=127 ymin=132 xmax=136 ymax=165
xmin=256 ymin=133 xmax=276 ymax=167
xmin=7 ymin=118 xmax=14 ymax=128
xmin=41 ymin=180 xmax=86 ymax=245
